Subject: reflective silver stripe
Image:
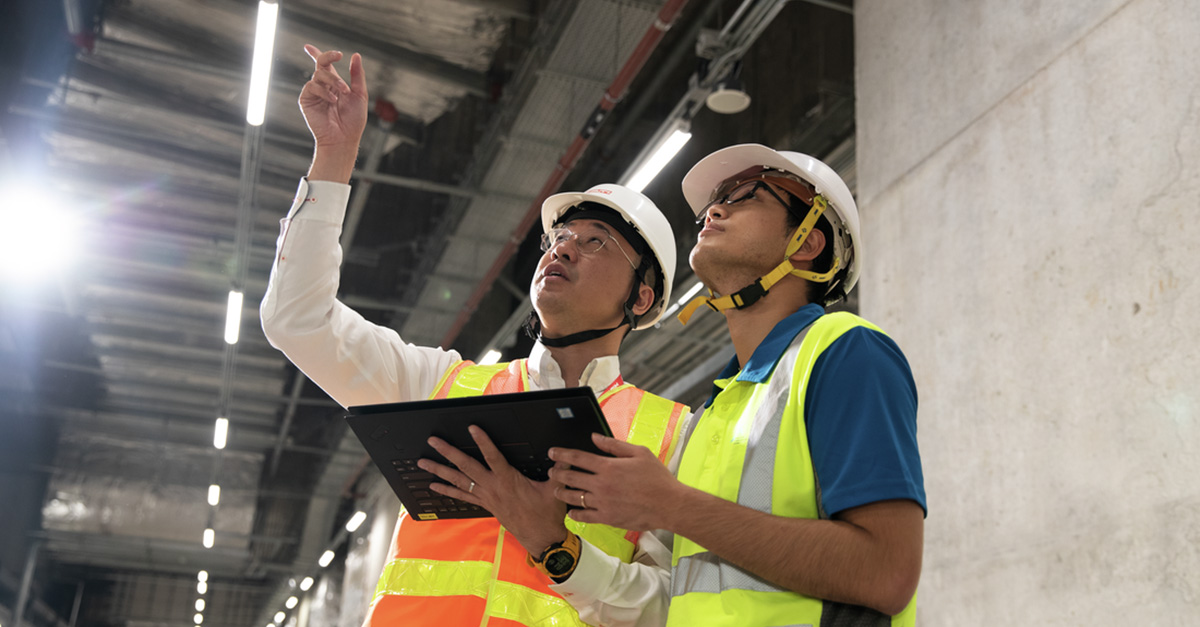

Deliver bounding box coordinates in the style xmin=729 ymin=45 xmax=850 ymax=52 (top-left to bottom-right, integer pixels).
xmin=671 ymin=551 xmax=787 ymax=597
xmin=673 ymin=326 xmax=814 ymax=598
xmin=677 ymin=404 xmax=705 ymax=452
xmin=738 ymin=332 xmax=808 ymax=513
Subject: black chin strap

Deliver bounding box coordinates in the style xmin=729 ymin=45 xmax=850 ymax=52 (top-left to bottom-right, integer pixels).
xmin=526 ymin=281 xmax=641 ymax=348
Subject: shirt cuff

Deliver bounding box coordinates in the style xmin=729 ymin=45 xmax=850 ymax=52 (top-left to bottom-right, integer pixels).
xmin=549 ymin=539 xmax=613 ymax=606
xmin=286 ymin=178 xmax=352 ymax=223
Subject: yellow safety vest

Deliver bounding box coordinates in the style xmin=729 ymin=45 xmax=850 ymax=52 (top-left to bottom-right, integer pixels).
xmin=669 ymin=312 xmax=917 ymax=627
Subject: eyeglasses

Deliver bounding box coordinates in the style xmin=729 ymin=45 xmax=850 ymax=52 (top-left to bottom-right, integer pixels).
xmin=699 ymin=167 xmax=819 ymax=224
xmin=696 ymin=180 xmax=793 ymax=224
xmin=540 ymin=224 xmax=638 ymax=271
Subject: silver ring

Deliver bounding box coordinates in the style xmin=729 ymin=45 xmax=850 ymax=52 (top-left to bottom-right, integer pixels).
xmin=468 ymin=481 xmax=476 ymax=494
xmin=579 ymin=492 xmax=587 ymax=509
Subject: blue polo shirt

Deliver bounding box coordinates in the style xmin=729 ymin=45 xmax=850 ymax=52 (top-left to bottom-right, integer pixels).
xmin=706 ymin=304 xmax=926 ymax=518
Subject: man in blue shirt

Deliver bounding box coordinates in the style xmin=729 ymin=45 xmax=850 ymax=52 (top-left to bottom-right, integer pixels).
xmin=549 ymin=145 xmax=925 ymax=626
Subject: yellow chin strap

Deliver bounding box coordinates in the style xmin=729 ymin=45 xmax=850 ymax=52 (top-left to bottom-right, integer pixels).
xmin=678 ymin=195 xmax=840 ymax=325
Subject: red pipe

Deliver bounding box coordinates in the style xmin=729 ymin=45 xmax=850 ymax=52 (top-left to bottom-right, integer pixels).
xmin=441 ymin=0 xmax=693 ymax=348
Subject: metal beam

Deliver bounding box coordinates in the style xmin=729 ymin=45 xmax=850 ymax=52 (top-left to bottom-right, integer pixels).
xmin=276 ymin=3 xmax=489 ymax=96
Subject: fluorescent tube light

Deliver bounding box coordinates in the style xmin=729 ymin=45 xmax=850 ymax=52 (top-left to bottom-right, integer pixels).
xmin=247 ymin=0 xmax=280 ymax=125
xmin=213 ymin=418 xmax=229 ymax=450
xmin=225 ymin=290 xmax=244 ymax=344
xmin=286 ymin=597 xmax=298 ymax=609
xmin=477 ymin=349 xmax=502 ymax=365
xmin=198 ymin=571 xmax=208 ymax=582
xmin=318 ymin=550 xmax=335 ymax=567
xmin=196 ymin=599 xmax=206 ymax=612
xmin=208 ymin=484 xmax=221 ymax=506
xmin=275 ymin=612 xmax=286 ymax=623
xmin=625 ymin=128 xmax=692 ymax=193
xmin=661 ymin=279 xmax=706 ymax=320
xmin=345 ymin=511 xmax=367 ymax=532
xmin=299 ymin=577 xmax=314 ymax=591
xmin=194 ymin=613 xmax=204 ymax=624
xmin=197 ymin=581 xmax=207 ymax=595
xmin=203 ymin=528 xmax=215 ymax=548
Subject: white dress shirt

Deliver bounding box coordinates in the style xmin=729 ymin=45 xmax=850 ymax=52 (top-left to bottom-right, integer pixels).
xmin=261 ymin=178 xmax=676 ymax=627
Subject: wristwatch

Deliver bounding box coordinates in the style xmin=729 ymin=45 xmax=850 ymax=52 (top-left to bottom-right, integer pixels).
xmin=528 ymin=531 xmax=582 ymax=583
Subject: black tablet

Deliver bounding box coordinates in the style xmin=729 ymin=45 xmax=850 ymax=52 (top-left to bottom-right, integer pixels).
xmin=346 ymin=387 xmax=612 ymax=521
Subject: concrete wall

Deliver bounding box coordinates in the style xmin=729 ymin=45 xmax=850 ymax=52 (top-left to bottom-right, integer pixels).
xmin=855 ymin=0 xmax=1199 ymax=623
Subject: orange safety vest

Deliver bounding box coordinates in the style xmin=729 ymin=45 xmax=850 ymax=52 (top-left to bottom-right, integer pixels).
xmin=363 ymin=359 xmax=688 ymax=627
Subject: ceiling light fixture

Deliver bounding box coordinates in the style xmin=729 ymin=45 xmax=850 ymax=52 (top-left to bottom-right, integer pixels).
xmin=660 ymin=278 xmax=706 ymax=321
xmin=318 ymin=550 xmax=335 ymax=567
xmin=705 ymin=61 xmax=751 ymax=114
xmin=224 ymin=290 xmax=244 ymax=344
xmin=208 ymin=484 xmax=221 ymax=506
xmin=213 ymin=418 xmax=229 ymax=450
xmin=345 ymin=511 xmax=367 ymax=532
xmin=1 ymin=183 xmax=79 ymax=284
xmin=622 ymin=122 xmax=692 ymax=193
xmin=202 ymin=528 xmax=215 ymax=549
xmin=477 ymin=349 xmax=502 ymax=366
xmin=198 ymin=571 xmax=208 ymax=582
xmin=285 ymin=596 xmax=298 ymax=609
xmin=299 ymin=577 xmax=314 ymax=591
xmin=274 ymin=611 xmax=286 ymax=623
xmin=197 ymin=581 xmax=207 ymax=595
xmin=247 ymin=0 xmax=280 ymax=126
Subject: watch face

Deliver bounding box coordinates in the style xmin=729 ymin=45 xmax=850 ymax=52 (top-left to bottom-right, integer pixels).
xmin=545 ymin=550 xmax=575 ymax=575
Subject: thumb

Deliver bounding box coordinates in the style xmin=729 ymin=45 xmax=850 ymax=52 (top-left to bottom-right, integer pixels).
xmin=348 ymin=53 xmax=368 ymax=98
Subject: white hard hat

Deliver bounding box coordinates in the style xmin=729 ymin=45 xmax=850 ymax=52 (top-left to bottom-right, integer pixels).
xmin=681 ymin=144 xmax=861 ymax=304
xmin=541 ymin=183 xmax=676 ymax=329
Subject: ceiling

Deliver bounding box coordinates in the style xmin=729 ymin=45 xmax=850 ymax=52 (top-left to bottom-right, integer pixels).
xmin=0 ymin=0 xmax=854 ymax=625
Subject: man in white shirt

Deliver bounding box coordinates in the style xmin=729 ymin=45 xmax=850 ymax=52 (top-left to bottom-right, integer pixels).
xmin=260 ymin=45 xmax=689 ymax=627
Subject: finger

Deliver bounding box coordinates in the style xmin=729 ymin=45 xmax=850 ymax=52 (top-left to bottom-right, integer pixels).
xmin=548 ymin=447 xmax=607 ymax=472
xmin=416 ymin=458 xmax=471 ymax=487
xmin=548 ymin=468 xmax=596 ymax=492
xmin=348 ymin=52 xmax=368 ymax=97
xmin=428 ymin=481 xmax=482 ymax=506
xmin=427 ymin=436 xmax=489 ymax=476
xmin=567 ymin=508 xmax=603 ymax=524
xmin=313 ymin=49 xmax=344 ymax=70
xmin=468 ymin=426 xmax=512 ymax=472
xmin=310 ymin=65 xmax=350 ymax=93
xmin=553 ymin=485 xmax=585 ymax=507
xmin=592 ymin=432 xmax=647 ymax=457
xmin=303 ymin=44 xmax=322 ymax=62
xmin=301 ymin=81 xmax=339 ymax=105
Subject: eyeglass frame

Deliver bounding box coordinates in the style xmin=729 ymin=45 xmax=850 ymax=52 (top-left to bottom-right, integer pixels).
xmin=698 ymin=166 xmax=819 ymax=224
xmin=539 ymin=223 xmax=639 ymax=272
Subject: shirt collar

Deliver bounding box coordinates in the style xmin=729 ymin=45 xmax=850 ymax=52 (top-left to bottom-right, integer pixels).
xmin=706 ymin=303 xmax=826 ymax=406
xmin=527 ymin=341 xmax=624 ymax=395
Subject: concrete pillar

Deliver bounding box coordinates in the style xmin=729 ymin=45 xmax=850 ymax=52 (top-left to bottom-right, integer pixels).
xmin=855 ymin=0 xmax=1199 ymax=623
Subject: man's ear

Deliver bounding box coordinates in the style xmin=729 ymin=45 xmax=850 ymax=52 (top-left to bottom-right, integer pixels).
xmin=788 ymin=228 xmax=826 ymax=264
xmin=631 ymin=282 xmax=655 ymax=317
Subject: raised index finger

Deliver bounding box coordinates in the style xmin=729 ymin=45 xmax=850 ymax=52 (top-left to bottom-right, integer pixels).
xmin=304 ymin=44 xmax=343 ymax=70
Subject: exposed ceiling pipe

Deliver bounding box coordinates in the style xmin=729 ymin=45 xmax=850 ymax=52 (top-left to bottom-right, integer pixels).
xmin=440 ymin=0 xmax=696 ymax=347
xmin=92 ymin=36 xmax=302 ymax=97
xmin=273 ymin=2 xmax=489 ymax=96
xmin=474 ymin=0 xmax=730 ymax=359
